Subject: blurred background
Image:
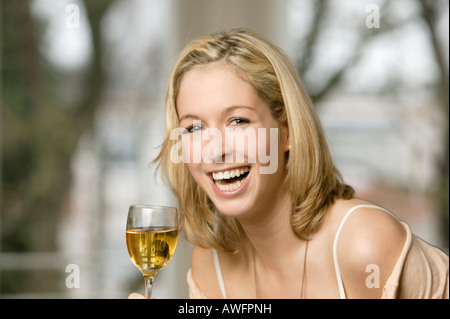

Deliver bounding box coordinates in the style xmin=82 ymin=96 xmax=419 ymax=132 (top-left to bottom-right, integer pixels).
xmin=1 ymin=0 xmax=448 ymax=298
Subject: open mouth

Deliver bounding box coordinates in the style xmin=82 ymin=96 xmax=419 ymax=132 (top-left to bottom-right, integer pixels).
xmin=211 ymin=167 xmax=250 ymax=192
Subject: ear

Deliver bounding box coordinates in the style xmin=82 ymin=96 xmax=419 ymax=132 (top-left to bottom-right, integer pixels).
xmin=281 ymin=123 xmax=290 ymax=153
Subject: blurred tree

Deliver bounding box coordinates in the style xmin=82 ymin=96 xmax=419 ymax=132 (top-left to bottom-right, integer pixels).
xmin=1 ymin=0 xmax=114 ymax=295
xmin=296 ymin=0 xmax=448 ymax=249
xmin=419 ymin=0 xmax=449 ymax=249
xmin=298 ymin=0 xmax=415 ymax=101
xmin=2 ymin=0 xmax=71 ymax=252
xmin=75 ymin=0 xmax=112 ymax=132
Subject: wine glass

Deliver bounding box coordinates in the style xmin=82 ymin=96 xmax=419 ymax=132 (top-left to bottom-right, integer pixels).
xmin=126 ymin=204 xmax=178 ymax=299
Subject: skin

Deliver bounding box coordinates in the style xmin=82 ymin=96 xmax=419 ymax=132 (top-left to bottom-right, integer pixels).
xmin=177 ymin=64 xmax=290 ymax=222
xmin=130 ymin=64 xmax=407 ymax=299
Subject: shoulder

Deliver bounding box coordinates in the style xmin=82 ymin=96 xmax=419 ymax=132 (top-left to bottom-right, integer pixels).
xmin=190 ymin=246 xmax=223 ymax=298
xmin=333 ymin=199 xmax=407 ymax=298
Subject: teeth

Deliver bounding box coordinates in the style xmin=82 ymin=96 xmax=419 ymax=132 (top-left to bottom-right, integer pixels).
xmin=215 ymin=179 xmax=243 ymax=191
xmin=212 ymin=167 xmax=249 ymax=181
xmin=212 ymin=167 xmax=250 ymax=192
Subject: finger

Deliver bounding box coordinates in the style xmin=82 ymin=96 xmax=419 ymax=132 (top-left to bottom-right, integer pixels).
xmin=128 ymin=292 xmax=145 ymax=299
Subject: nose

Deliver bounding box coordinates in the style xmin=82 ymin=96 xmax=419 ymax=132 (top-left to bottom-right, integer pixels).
xmin=202 ymin=127 xmax=233 ymax=164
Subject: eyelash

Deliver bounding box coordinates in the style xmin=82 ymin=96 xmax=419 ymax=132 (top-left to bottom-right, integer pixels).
xmin=229 ymin=117 xmax=249 ymax=126
xmin=184 ymin=117 xmax=249 ymax=134
xmin=185 ymin=123 xmax=203 ymax=133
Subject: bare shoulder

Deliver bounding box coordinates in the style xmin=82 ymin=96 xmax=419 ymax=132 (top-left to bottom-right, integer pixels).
xmin=334 ymin=199 xmax=407 ymax=298
xmin=190 ymin=246 xmax=223 ymax=298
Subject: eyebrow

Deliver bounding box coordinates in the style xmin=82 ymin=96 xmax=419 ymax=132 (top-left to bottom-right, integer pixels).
xmin=179 ymin=113 xmax=200 ymax=122
xmin=179 ymin=105 xmax=257 ymax=122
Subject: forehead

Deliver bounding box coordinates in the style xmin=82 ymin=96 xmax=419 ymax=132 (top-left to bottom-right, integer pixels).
xmin=176 ymin=65 xmax=264 ymax=116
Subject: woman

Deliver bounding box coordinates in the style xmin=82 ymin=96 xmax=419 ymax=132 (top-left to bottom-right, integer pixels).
xmin=152 ymin=28 xmax=448 ymax=299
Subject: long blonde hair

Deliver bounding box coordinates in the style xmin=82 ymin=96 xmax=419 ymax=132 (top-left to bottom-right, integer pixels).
xmin=155 ymin=29 xmax=354 ymax=254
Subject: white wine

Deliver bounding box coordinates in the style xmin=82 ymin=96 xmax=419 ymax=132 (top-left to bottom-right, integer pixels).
xmin=126 ymin=227 xmax=178 ymax=277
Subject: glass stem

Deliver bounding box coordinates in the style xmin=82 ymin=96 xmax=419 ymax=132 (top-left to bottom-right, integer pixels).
xmin=144 ymin=276 xmax=154 ymax=299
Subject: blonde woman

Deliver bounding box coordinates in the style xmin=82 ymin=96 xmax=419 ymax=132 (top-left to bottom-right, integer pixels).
xmin=142 ymin=29 xmax=448 ymax=299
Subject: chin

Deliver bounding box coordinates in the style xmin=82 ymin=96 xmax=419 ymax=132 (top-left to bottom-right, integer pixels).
xmin=212 ymin=199 xmax=254 ymax=219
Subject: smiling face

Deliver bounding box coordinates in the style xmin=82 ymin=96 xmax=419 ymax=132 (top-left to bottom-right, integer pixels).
xmin=176 ymin=64 xmax=290 ymax=219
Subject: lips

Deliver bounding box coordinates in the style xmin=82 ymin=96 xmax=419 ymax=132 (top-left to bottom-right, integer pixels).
xmin=211 ymin=166 xmax=250 ymax=192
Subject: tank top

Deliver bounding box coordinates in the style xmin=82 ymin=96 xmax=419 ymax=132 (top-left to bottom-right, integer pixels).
xmin=186 ymin=204 xmax=449 ymax=299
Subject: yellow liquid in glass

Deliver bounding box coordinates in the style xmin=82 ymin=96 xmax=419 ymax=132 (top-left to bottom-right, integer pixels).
xmin=126 ymin=227 xmax=178 ymax=277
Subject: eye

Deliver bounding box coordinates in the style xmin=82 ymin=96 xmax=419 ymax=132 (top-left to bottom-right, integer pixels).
xmin=229 ymin=117 xmax=249 ymax=126
xmin=186 ymin=123 xmax=203 ymax=133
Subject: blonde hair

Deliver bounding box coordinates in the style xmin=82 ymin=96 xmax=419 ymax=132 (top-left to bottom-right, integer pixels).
xmin=155 ymin=29 xmax=354 ymax=254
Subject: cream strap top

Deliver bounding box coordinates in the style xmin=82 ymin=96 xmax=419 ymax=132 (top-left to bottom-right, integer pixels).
xmin=332 ymin=204 xmax=397 ymax=299
xmin=212 ymin=204 xmax=397 ymax=299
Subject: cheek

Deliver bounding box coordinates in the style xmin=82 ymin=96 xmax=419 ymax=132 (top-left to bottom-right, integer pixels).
xmin=181 ymin=134 xmax=203 ymax=163
xmin=256 ymin=127 xmax=280 ymax=162
xmin=184 ymin=162 xmax=207 ymax=191
xmin=185 ymin=162 xmax=200 ymax=176
xmin=181 ymin=137 xmax=207 ymax=185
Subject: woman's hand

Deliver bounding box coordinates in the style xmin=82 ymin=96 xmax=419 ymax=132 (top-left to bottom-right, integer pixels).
xmin=128 ymin=292 xmax=145 ymax=299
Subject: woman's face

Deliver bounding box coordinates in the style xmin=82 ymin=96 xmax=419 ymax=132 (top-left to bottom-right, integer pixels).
xmin=176 ymin=64 xmax=290 ymax=219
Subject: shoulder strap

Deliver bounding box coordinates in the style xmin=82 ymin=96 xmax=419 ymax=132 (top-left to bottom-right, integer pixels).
xmin=212 ymin=249 xmax=227 ymax=299
xmin=332 ymin=204 xmax=396 ymax=299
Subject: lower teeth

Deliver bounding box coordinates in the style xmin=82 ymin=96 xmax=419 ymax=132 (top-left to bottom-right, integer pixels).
xmin=215 ymin=178 xmax=244 ymax=191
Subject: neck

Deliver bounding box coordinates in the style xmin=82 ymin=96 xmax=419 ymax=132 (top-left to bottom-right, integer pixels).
xmin=238 ymin=189 xmax=304 ymax=271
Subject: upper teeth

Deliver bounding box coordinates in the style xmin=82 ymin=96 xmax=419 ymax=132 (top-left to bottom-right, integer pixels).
xmin=212 ymin=167 xmax=249 ymax=181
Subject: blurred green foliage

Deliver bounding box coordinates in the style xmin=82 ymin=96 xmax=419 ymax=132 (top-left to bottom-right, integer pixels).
xmin=2 ymin=0 xmax=76 ymax=252
xmin=1 ymin=0 xmax=113 ymax=295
